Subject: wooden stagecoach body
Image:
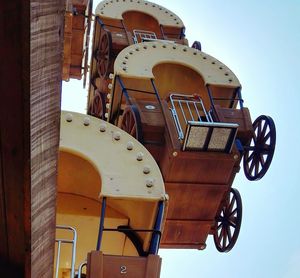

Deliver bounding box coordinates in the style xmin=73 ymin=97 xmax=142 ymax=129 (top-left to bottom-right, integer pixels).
xmin=57 ymin=0 xmax=276 ymax=275
xmin=105 ymin=40 xmax=276 ymax=252
xmin=55 ymin=111 xmax=167 ymax=277
xmin=62 ymin=0 xmax=93 ymax=83
xmin=88 ymin=0 xmax=188 ymax=119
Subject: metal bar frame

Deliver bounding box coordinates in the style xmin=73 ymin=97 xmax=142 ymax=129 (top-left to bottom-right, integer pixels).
xmin=95 ymin=196 xmax=164 ymax=256
xmin=169 ymin=93 xmax=213 ymax=140
xmin=55 ymin=226 xmax=77 ymax=278
xmin=96 ymin=197 xmax=107 ymax=251
xmin=149 ymin=201 xmax=164 ymax=255
xmin=77 ymin=261 xmax=87 ymax=278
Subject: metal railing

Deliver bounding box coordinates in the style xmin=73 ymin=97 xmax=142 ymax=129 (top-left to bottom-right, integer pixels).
xmin=133 ymin=29 xmax=157 ymax=43
xmin=77 ymin=261 xmax=87 ymax=278
xmin=55 ymin=226 xmax=77 ymax=278
xmin=169 ymin=94 xmax=213 ymax=140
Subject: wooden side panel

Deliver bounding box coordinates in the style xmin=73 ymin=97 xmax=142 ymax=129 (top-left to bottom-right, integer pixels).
xmin=159 ymin=138 xmax=237 ymax=184
xmin=87 ymin=251 xmax=162 ymax=278
xmin=215 ymin=106 xmax=253 ymax=145
xmin=31 ymin=1 xmax=64 ymax=277
xmin=145 ymin=255 xmax=162 ymax=278
xmin=165 ymin=183 xmax=227 ymax=220
xmin=161 ymin=220 xmax=211 ymax=249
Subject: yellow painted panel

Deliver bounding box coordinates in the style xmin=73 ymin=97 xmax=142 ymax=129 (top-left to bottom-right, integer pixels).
xmin=95 ymin=0 xmax=184 ymax=28
xmin=60 ymin=111 xmax=166 ymax=200
xmin=113 ymin=41 xmax=240 ymax=87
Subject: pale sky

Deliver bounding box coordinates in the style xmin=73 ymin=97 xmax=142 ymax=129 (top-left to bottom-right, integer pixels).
xmin=62 ymin=1 xmax=300 ymax=277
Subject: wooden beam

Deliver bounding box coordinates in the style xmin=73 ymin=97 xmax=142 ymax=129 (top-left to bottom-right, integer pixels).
xmin=0 ymin=1 xmax=30 ymax=275
xmin=0 ymin=1 xmax=64 ymax=276
xmin=30 ymin=1 xmax=65 ymax=277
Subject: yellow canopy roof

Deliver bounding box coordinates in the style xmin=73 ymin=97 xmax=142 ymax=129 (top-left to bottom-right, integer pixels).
xmin=60 ymin=111 xmax=166 ymax=200
xmin=114 ymin=41 xmax=240 ymax=88
xmin=95 ymin=0 xmax=184 ymax=28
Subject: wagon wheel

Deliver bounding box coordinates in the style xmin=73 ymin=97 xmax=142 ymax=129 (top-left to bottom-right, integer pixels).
xmin=243 ymin=115 xmax=276 ymax=181
xmin=96 ymin=31 xmax=112 ymax=78
xmin=90 ymin=90 xmax=106 ymax=119
xmin=119 ymin=105 xmax=143 ymax=142
xmin=213 ymin=188 xmax=242 ymax=253
xmin=192 ymin=41 xmax=202 ymax=51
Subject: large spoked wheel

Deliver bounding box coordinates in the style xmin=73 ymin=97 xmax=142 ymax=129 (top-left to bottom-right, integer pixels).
xmin=96 ymin=31 xmax=112 ymax=78
xmin=213 ymin=188 xmax=242 ymax=253
xmin=90 ymin=90 xmax=106 ymax=119
xmin=119 ymin=105 xmax=143 ymax=142
xmin=192 ymin=41 xmax=202 ymax=51
xmin=243 ymin=115 xmax=276 ymax=181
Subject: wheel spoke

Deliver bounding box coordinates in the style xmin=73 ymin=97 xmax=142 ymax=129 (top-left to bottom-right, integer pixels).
xmin=130 ymin=123 xmax=136 ymax=136
xmin=226 ymin=225 xmax=232 ymax=242
xmin=261 ymin=121 xmax=268 ymax=139
xmin=222 ymin=227 xmax=227 ymax=248
xmin=229 ymin=208 xmax=237 ymax=217
xmin=249 ymin=158 xmax=256 ymax=174
xmin=246 ymin=151 xmax=255 ymax=163
xmin=259 ymin=154 xmax=265 ymax=167
xmin=254 ymin=160 xmax=259 ymax=176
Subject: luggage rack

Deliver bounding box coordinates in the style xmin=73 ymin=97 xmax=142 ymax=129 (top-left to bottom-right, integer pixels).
xmin=133 ymin=29 xmax=157 ymax=43
xmin=133 ymin=29 xmax=175 ymax=44
xmin=169 ymin=94 xmax=238 ymax=153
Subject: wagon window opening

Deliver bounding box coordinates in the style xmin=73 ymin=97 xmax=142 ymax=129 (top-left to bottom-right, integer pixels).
xmin=122 ymin=11 xmax=162 ymax=42
xmin=152 ymin=63 xmax=238 ymax=152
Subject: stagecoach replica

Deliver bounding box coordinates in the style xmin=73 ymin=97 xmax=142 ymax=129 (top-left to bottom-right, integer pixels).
xmin=87 ymin=0 xmax=193 ymax=119
xmin=88 ymin=0 xmax=276 ymax=254
xmin=62 ymin=0 xmax=93 ymax=85
xmin=55 ymin=111 xmax=167 ymax=277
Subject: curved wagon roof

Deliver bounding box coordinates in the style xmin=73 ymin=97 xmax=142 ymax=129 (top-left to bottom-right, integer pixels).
xmin=60 ymin=111 xmax=166 ymax=200
xmin=114 ymin=41 xmax=240 ymax=87
xmin=95 ymin=0 xmax=184 ymax=28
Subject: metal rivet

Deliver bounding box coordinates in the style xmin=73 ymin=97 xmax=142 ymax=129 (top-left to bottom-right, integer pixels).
xmin=105 ymin=113 xmax=108 ymax=118
xmin=173 ymin=151 xmax=178 ymax=157
xmin=234 ymin=154 xmax=239 ymax=160
xmin=109 ymin=73 xmax=114 ymax=79
xmin=137 ymin=152 xmax=144 ymax=161
xmin=65 ymin=113 xmax=73 ymax=122
xmin=106 ymin=103 xmax=110 ymax=109
xmin=108 ymin=83 xmax=113 ymax=89
xmin=114 ymin=132 xmax=121 ymax=140
xmin=127 ymin=141 xmax=134 ymax=150
xmin=83 ymin=117 xmax=90 ymax=126
xmin=143 ymin=165 xmax=151 ymax=174
xmin=107 ymin=94 xmax=111 ymax=100
xmin=99 ymin=124 xmax=106 ymax=132
xmin=146 ymin=178 xmax=155 ymax=188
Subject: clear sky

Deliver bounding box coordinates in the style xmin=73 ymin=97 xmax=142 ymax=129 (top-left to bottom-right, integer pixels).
xmin=62 ymin=1 xmax=300 ymax=277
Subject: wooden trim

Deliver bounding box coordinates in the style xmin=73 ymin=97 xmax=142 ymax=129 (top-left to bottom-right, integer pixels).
xmin=30 ymin=1 xmax=65 ymax=277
